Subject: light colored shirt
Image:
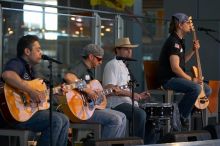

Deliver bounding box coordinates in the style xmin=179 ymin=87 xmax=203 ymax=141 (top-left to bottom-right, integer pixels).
xmin=102 ymin=57 xmax=138 ymax=108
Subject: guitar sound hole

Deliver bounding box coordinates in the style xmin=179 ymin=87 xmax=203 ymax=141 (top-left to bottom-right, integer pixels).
xmin=21 ymin=95 xmax=28 ymax=106
xmin=87 ymin=99 xmax=94 ymax=110
xmin=87 ymin=99 xmax=92 ymax=103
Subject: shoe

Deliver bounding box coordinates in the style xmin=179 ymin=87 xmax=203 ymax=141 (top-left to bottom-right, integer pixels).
xmin=180 ymin=117 xmax=189 ymax=127
xmin=80 ymin=132 xmax=94 ymax=143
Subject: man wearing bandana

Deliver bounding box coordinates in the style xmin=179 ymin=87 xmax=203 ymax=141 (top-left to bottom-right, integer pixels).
xmin=158 ymin=13 xmax=212 ymax=127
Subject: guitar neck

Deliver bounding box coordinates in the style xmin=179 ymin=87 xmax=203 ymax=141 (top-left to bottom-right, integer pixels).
xmin=102 ymin=85 xmax=128 ymax=96
xmin=195 ymin=49 xmax=203 ymax=78
xmin=192 ymin=30 xmax=203 ymax=79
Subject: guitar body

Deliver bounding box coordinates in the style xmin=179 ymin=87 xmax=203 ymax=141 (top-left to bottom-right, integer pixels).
xmin=191 ymin=66 xmax=209 ymax=109
xmin=0 ymin=79 xmax=49 ymax=123
xmin=59 ymin=79 xmax=107 ymax=122
xmin=88 ymin=80 xmax=107 ymax=110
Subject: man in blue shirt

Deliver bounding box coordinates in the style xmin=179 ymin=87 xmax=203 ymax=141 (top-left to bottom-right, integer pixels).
xmin=1 ymin=35 xmax=69 ymax=146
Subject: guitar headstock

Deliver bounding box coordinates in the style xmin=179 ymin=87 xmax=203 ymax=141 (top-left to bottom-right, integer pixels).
xmin=188 ymin=16 xmax=195 ymax=32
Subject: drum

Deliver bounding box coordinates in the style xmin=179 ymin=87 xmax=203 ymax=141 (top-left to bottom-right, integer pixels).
xmin=141 ymin=103 xmax=173 ymax=119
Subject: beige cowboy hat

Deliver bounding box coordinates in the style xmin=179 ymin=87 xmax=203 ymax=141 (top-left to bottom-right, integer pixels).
xmin=115 ymin=37 xmax=139 ymax=48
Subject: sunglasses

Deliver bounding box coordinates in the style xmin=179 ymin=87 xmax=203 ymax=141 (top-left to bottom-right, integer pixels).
xmin=94 ymin=55 xmax=103 ymax=61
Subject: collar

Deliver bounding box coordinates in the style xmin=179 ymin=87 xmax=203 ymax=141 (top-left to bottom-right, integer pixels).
xmin=18 ymin=57 xmax=31 ymax=67
xmin=172 ymin=33 xmax=185 ymax=44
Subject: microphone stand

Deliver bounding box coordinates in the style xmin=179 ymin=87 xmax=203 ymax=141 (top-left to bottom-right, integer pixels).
xmin=43 ymin=56 xmax=62 ymax=146
xmin=48 ymin=60 xmax=53 ymax=146
xmin=205 ymin=31 xmax=220 ymax=43
xmin=42 ymin=56 xmax=62 ymax=146
xmin=125 ymin=61 xmax=138 ymax=136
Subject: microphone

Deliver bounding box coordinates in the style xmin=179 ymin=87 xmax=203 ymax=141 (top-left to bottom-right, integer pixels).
xmin=116 ymin=56 xmax=137 ymax=61
xmin=198 ymin=27 xmax=217 ymax=32
xmin=41 ymin=55 xmax=62 ymax=64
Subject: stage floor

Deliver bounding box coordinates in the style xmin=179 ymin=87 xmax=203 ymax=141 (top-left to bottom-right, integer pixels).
xmin=137 ymin=139 xmax=220 ymax=146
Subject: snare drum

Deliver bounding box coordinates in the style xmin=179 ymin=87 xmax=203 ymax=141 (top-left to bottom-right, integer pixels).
xmin=141 ymin=103 xmax=173 ymax=119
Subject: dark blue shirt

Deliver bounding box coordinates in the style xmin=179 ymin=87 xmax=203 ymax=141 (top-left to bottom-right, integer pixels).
xmin=3 ymin=57 xmax=35 ymax=80
xmin=0 ymin=57 xmax=35 ymax=127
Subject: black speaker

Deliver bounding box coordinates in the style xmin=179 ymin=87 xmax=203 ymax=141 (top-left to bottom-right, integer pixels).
xmin=84 ymin=137 xmax=143 ymax=146
xmin=203 ymin=124 xmax=220 ymax=139
xmin=158 ymin=130 xmax=211 ymax=143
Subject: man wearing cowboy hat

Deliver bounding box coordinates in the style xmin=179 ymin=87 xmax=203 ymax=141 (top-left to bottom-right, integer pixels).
xmin=102 ymin=37 xmax=150 ymax=142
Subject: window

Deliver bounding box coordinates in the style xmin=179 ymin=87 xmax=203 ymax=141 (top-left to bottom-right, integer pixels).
xmin=23 ymin=0 xmax=58 ymax=40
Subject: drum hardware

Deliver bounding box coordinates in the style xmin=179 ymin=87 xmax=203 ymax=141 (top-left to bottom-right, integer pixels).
xmin=141 ymin=103 xmax=174 ymax=120
xmin=141 ymin=103 xmax=174 ymax=136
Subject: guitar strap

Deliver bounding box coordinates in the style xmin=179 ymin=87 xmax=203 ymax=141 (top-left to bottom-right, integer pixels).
xmin=86 ymin=68 xmax=95 ymax=81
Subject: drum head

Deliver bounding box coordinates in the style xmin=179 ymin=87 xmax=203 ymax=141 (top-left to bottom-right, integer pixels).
xmin=141 ymin=102 xmax=173 ymax=119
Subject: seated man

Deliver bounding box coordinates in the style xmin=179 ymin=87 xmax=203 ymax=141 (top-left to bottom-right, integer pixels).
xmin=158 ymin=13 xmax=212 ymax=126
xmin=102 ymin=37 xmax=150 ymax=142
xmin=1 ymin=35 xmax=69 ymax=146
xmin=64 ymin=44 xmax=126 ymax=138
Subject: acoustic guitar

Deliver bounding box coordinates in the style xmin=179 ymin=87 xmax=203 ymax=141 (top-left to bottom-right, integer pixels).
xmin=0 ymin=78 xmax=86 ymax=123
xmin=189 ymin=16 xmax=209 ymax=109
xmin=58 ymin=77 xmax=128 ymax=122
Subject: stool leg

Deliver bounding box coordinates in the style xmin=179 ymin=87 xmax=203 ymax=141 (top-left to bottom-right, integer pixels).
xmin=93 ymin=125 xmax=101 ymax=140
xmin=9 ymin=136 xmax=11 ymax=146
xmin=72 ymin=129 xmax=78 ymax=144
xmin=188 ymin=115 xmax=191 ymax=131
xmin=20 ymin=131 xmax=29 ymax=146
xmin=10 ymin=136 xmax=18 ymax=146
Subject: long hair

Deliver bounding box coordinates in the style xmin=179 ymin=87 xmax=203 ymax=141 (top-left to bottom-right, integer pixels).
xmin=17 ymin=35 xmax=39 ymax=57
xmin=169 ymin=16 xmax=179 ymax=34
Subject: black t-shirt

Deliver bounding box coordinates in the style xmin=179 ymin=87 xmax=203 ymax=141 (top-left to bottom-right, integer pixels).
xmin=158 ymin=33 xmax=185 ymax=85
xmin=3 ymin=57 xmax=35 ymax=80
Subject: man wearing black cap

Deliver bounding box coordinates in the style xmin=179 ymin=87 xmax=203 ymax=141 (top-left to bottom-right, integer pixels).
xmin=64 ymin=43 xmax=126 ymax=138
xmin=158 ymin=13 xmax=212 ymax=127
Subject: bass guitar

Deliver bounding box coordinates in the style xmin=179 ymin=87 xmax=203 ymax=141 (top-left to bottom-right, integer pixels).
xmin=58 ymin=77 xmax=128 ymax=122
xmin=0 ymin=78 xmax=86 ymax=123
xmin=189 ymin=16 xmax=209 ymax=109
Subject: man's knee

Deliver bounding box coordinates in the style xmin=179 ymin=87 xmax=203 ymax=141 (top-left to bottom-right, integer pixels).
xmin=110 ymin=113 xmax=126 ymax=126
xmin=53 ymin=112 xmax=69 ymax=127
xmin=135 ymin=108 xmax=146 ymax=122
xmin=192 ymin=84 xmax=202 ymax=97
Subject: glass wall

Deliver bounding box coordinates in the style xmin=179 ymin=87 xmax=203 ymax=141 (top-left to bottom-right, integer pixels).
xmin=1 ymin=1 xmax=184 ymax=90
xmin=1 ymin=1 xmax=119 ymax=85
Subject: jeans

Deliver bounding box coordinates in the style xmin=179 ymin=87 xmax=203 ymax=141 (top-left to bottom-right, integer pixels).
xmin=163 ymin=77 xmax=212 ymax=118
xmin=87 ymin=108 xmax=126 ymax=138
xmin=13 ymin=110 xmax=69 ymax=146
xmin=113 ymin=103 xmax=147 ymax=139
